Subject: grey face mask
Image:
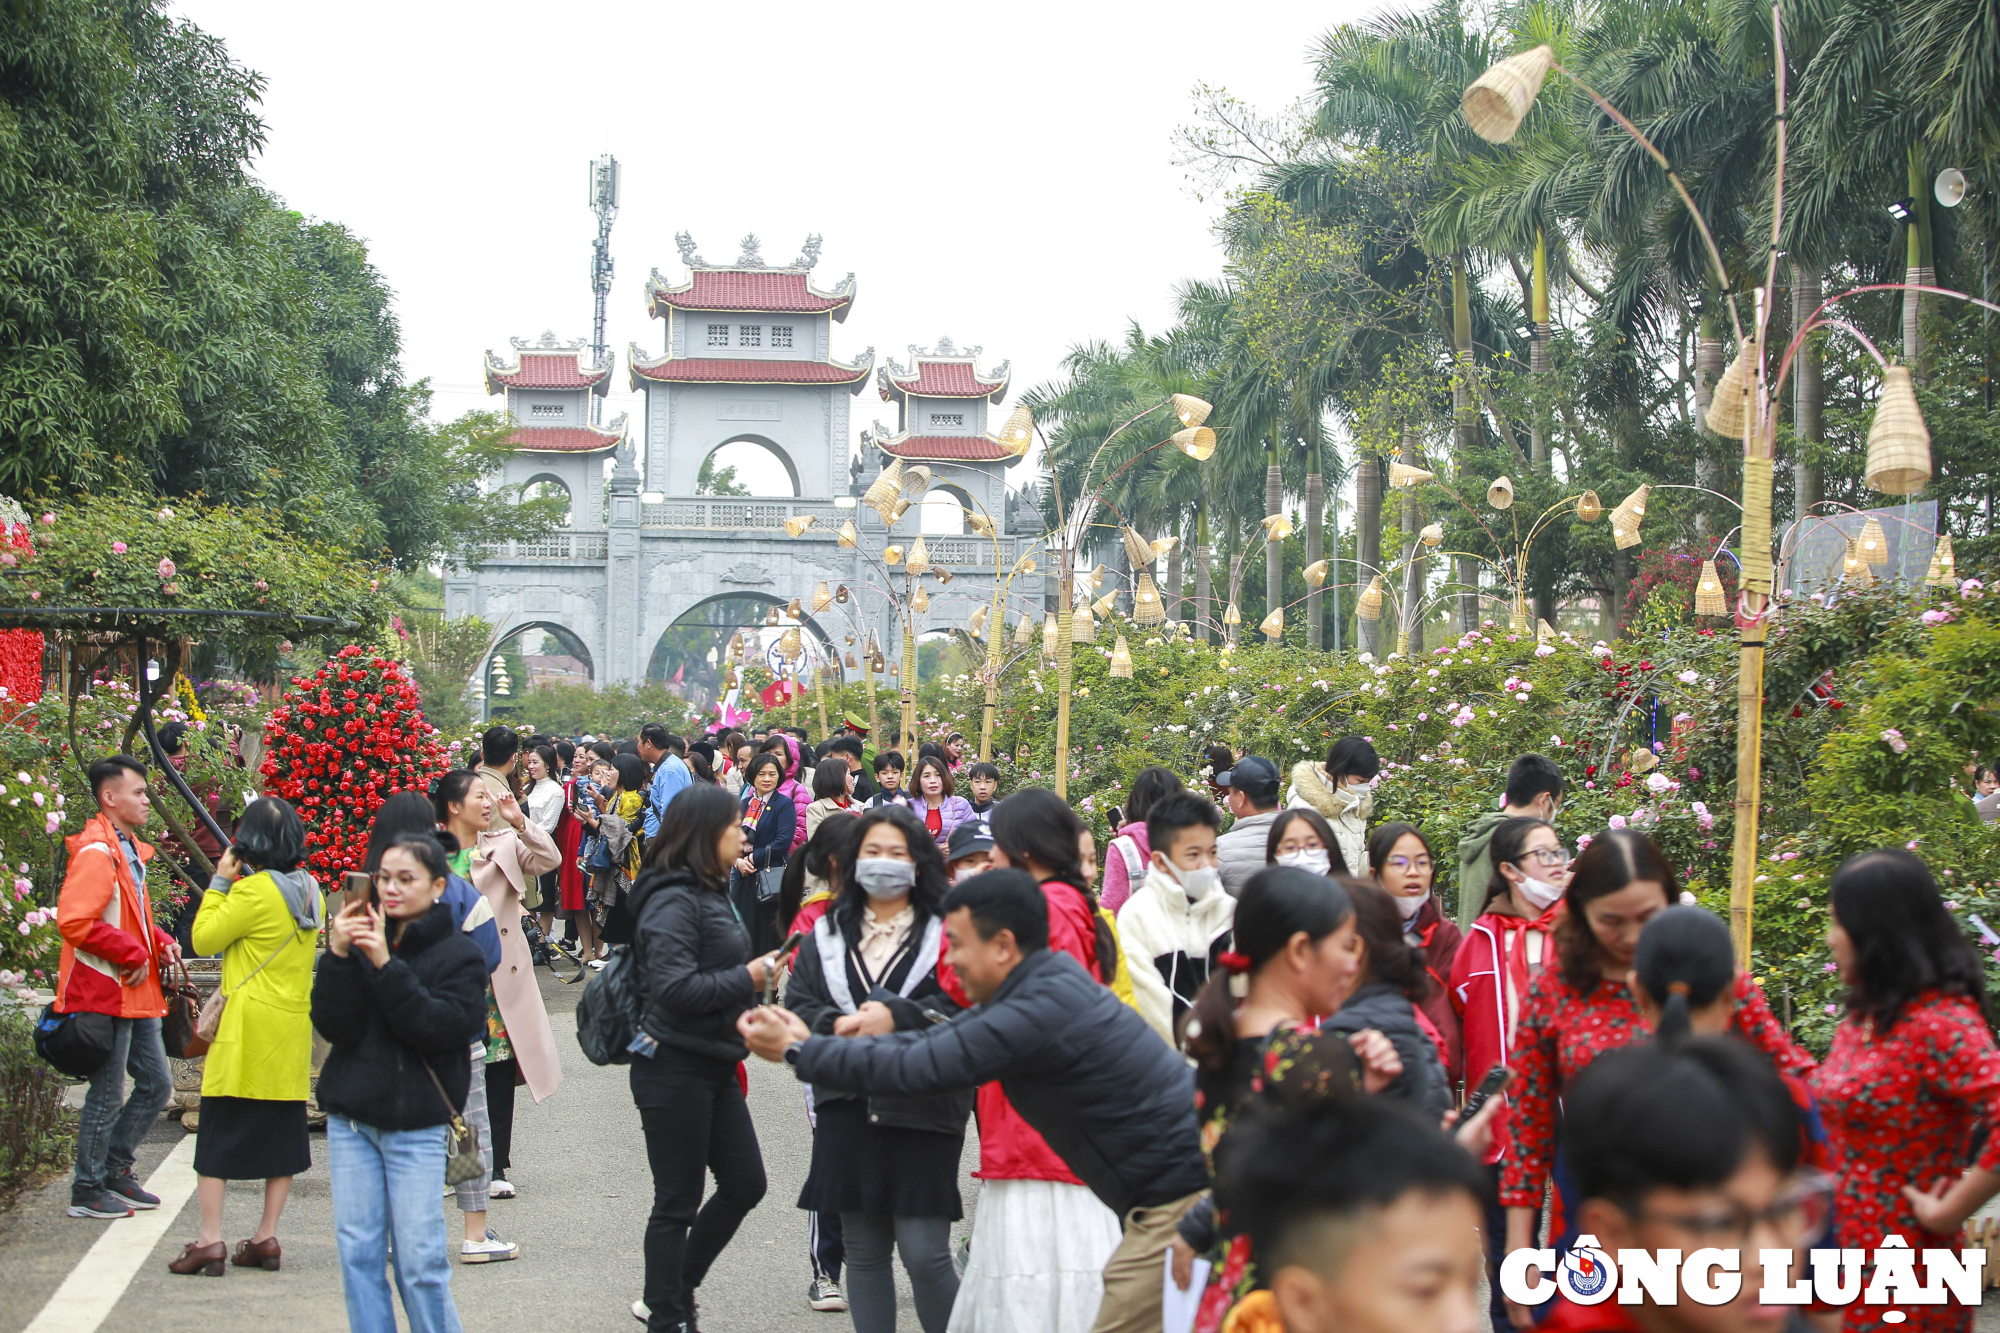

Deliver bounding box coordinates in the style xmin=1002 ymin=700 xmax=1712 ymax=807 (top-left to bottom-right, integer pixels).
xmin=854 ymin=857 xmax=916 ymax=899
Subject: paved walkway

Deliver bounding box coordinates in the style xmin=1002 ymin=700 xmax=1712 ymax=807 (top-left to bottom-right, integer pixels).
xmin=0 ymin=967 xmax=977 ymax=1333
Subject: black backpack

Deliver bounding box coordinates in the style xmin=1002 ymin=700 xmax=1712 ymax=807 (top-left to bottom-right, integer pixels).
xmin=33 ymin=1003 xmax=114 ymax=1078
xmin=574 ymin=945 xmax=642 ymax=1066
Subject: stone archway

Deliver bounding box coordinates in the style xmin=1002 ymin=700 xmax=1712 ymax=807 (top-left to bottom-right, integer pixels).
xmin=481 ymin=619 xmax=596 ymax=719
xmin=696 ymin=435 xmax=803 ymax=497
xmin=645 ymin=592 xmax=844 ymax=702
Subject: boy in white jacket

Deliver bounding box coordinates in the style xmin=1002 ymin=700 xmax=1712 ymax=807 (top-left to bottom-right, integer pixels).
xmin=1115 ymin=791 xmax=1236 ymax=1046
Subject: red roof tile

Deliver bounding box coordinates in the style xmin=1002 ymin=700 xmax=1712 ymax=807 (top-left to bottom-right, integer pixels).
xmin=505 ymin=425 xmax=622 ymax=453
xmin=884 ymin=361 xmax=1008 ymax=399
xmin=631 ymin=356 xmax=871 ymax=386
xmin=487 ymin=352 xmax=611 ymax=391
xmin=878 ymin=434 xmax=1015 ymax=462
xmin=649 ymin=270 xmax=852 ymax=316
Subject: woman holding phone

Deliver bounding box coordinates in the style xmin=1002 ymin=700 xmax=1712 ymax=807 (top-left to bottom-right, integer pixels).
xmin=312 ymin=833 xmax=488 ymax=1332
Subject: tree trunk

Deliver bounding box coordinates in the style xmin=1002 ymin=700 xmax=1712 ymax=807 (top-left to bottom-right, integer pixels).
xmin=1304 ymin=460 xmax=1324 ymax=650
xmin=1165 ymin=538 xmax=1184 ymax=624
xmin=1530 ymin=230 xmax=1552 ymax=474
xmin=1450 ymin=257 xmax=1479 ymax=635
xmin=1905 ymin=145 xmax=1934 ymax=383
xmin=1792 ymin=265 xmax=1824 ymax=524
xmin=1399 ymin=427 xmax=1427 ymax=657
xmin=1356 ymin=454 xmax=1383 ymax=658
xmin=1227 ymin=550 xmax=1247 ymax=645
xmin=1194 ymin=501 xmax=1212 ymax=643
xmin=1694 ymin=320 xmax=1724 ymax=538
xmin=1265 ymin=429 xmax=1284 ymax=641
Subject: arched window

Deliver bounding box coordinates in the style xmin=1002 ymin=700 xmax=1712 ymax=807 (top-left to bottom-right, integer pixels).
xmin=918 ymin=486 xmax=968 ymax=535
xmin=521 ymin=476 xmax=572 ymax=525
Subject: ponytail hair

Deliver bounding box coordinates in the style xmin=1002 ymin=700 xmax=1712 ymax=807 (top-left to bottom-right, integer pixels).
xmin=991 ymin=789 xmax=1118 ymax=985
xmin=1184 ymin=866 xmax=1353 ymax=1075
xmin=1633 ymin=905 xmax=1735 ymax=1043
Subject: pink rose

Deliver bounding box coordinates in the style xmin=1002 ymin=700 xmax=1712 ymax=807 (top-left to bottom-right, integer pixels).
xmin=111 ymin=541 xmax=127 ymax=554
xmin=157 ymin=557 xmax=176 ymax=580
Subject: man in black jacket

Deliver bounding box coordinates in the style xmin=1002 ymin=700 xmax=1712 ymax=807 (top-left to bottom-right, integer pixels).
xmin=741 ymin=868 xmax=1208 ymax=1333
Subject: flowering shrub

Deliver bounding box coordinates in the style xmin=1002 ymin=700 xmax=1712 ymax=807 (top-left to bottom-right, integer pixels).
xmin=259 ymin=647 xmax=447 ymax=877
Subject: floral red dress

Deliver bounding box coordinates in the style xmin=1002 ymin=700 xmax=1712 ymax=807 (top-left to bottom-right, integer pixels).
xmin=1498 ymin=969 xmax=1814 ymax=1219
xmin=1811 ymin=990 xmax=2000 ymax=1333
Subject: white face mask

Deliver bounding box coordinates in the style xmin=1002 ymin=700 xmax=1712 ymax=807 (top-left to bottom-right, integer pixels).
xmin=1164 ymin=860 xmax=1222 ymax=901
xmin=1331 ymin=782 xmax=1373 ymax=820
xmin=1516 ymin=874 xmax=1563 ymax=911
xmin=1276 ymin=848 xmax=1332 ymax=876
xmin=854 ymin=857 xmax=916 ymax=899
xmin=1392 ymin=889 xmax=1429 ymax=921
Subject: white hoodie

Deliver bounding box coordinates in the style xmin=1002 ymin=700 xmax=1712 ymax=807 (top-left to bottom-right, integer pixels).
xmin=1115 ymin=860 xmax=1237 ymax=1046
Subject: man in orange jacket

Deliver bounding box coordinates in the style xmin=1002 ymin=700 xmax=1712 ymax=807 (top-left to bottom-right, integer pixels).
xmin=56 ymin=756 xmax=182 ymax=1220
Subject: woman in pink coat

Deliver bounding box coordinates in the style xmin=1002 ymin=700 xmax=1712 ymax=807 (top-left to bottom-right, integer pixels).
xmin=436 ymin=770 xmax=563 ymax=1201
xmin=760 ymin=733 xmax=811 ymax=852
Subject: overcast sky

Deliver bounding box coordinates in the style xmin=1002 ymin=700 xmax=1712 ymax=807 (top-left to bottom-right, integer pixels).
xmin=172 ymin=0 xmax=1367 ymax=496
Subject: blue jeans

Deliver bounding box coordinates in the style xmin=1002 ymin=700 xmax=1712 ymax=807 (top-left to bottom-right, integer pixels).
xmin=329 ymin=1116 xmax=462 ymax=1333
xmin=73 ymin=1016 xmax=171 ymax=1191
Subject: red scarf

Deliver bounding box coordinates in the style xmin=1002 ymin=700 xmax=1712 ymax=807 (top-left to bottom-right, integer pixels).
xmin=1495 ymin=900 xmax=1564 ymax=1022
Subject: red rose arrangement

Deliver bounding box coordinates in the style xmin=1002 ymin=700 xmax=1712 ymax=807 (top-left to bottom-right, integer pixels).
xmin=259 ymin=645 xmax=448 ymax=878
xmin=0 ymin=519 xmax=44 ymax=706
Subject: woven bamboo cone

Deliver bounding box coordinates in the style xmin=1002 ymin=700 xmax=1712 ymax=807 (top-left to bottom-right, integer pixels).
xmin=1865 ymin=364 xmax=1931 ymax=494
xmin=1462 ymin=45 xmax=1554 ymax=143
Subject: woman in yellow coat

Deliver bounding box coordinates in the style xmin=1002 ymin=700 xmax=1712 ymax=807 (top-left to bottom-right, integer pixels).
xmin=168 ymin=797 xmax=323 ymax=1278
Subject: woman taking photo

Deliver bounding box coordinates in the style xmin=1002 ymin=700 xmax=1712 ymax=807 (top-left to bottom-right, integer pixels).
xmin=1262 ymin=808 xmax=1341 ymax=876
xmin=524 ymin=744 xmax=565 ymax=946
xmin=1497 ymin=829 xmax=1811 ymax=1330
xmin=1813 ymin=849 xmax=2000 ymax=1333
xmin=1319 ymin=880 xmax=1451 ymax=1119
xmin=734 ymin=752 xmax=796 ymax=955
xmin=1100 ymin=766 xmax=1185 ymax=914
xmin=435 ymin=769 xmax=564 ymax=1205
xmin=901 ymin=754 xmax=972 ymax=854
xmin=628 ymin=784 xmax=778 ymax=1333
xmin=169 ymin=798 xmax=323 ymax=1277
xmin=1368 ymin=822 xmax=1461 ymax=1087
xmin=312 ymin=834 xmax=487 ymax=1332
xmin=786 ymin=807 xmax=969 ymax=1333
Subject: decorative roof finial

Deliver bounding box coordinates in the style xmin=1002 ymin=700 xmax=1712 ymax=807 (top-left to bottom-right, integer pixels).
xmin=735 ymin=234 xmax=766 ymax=268
xmin=794 ymin=234 xmax=822 ymax=269
xmin=934 ymin=335 xmax=957 ymax=356
xmin=536 ymin=330 xmax=561 ymax=348
xmin=675 ymin=232 xmax=705 ymax=267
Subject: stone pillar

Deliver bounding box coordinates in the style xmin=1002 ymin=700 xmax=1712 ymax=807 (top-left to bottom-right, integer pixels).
xmin=606 ymin=442 xmax=643 ymax=685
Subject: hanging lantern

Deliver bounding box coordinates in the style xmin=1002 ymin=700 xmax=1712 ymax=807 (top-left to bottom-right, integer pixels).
xmin=906 ymin=535 xmax=932 ymax=576
xmin=1171 ymin=426 xmax=1218 ymax=460
xmin=1419 ymin=523 xmax=1444 ymax=547
xmin=965 ymin=508 xmax=996 ymax=538
xmin=890 ymin=496 xmax=912 ymax=522
xmin=786 ymin=597 xmax=803 ymax=618
xmin=1694 ymin=560 xmax=1727 ymax=616
xmin=1536 ymin=617 xmax=1557 ymax=644
xmin=837 ymin=519 xmax=858 ymax=548
xmin=1042 ymin=612 xmax=1059 ymax=656
xmin=1357 ymin=575 xmax=1384 ymax=621
xmin=1487 ymin=475 xmax=1516 ymax=510
xmin=1122 ymin=527 xmax=1155 ymax=569
xmin=1259 ymin=606 xmax=1284 ymax=639
xmin=844 ymin=651 xmax=859 ymax=670
xmin=1864 ymin=364 xmax=1932 ymax=495
xmin=1303 ymin=559 xmax=1328 ymax=589
xmin=764 ymin=605 xmax=782 ymax=626
xmin=835 ymin=584 xmax=851 ymax=604
xmin=912 ymin=585 xmax=930 ymax=612
xmin=1108 ymin=635 xmax=1135 ymax=678
xmin=1013 ymin=614 xmax=1035 ymax=645
xmin=1091 ymin=562 xmax=1106 ymax=589
xmin=1927 ymin=533 xmax=1956 ymax=587
xmin=1170 ymin=393 xmax=1213 ymax=429
xmin=884 ymin=545 xmax=904 ymax=565
xmin=1071 ymin=599 xmax=1096 ymax=643
xmin=1133 ymin=571 xmax=1166 ymax=625
xmin=901 ymin=465 xmax=935 ymax=497
xmin=995 ymin=405 xmax=1034 ymax=457
xmin=1092 ymin=592 xmax=1119 ymax=619
xmin=1152 ymin=535 xmax=1180 ymax=560
xmin=728 ymin=632 xmax=743 ymax=655
xmin=1610 ymin=484 xmax=1650 ymax=549
xmin=1015 ymin=554 xmax=1037 ymax=576
xmin=889 ymin=661 xmax=899 ymax=677
xmin=968 ymin=605 xmax=989 ymax=636
xmin=1221 ymin=601 xmax=1242 ymax=626
xmin=811 ymin=582 xmax=833 ymax=613
xmin=1389 ymin=461 xmax=1435 ymax=488
xmin=864 ymin=459 xmax=907 ymax=524
xmin=1576 ymin=490 xmax=1603 ymax=522
xmin=1704 ymin=341 xmax=1754 ymax=440
xmin=1858 ymin=517 xmax=1888 ymax=569
xmin=778 ymin=627 xmax=803 ymax=662
xmin=783 ymin=514 xmax=817 ymax=539
xmin=1260 ymin=513 xmax=1294 ymax=542
xmin=1462 ymin=44 xmax=1555 ymax=144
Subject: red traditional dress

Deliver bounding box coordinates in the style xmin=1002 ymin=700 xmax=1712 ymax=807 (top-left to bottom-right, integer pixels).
xmin=554 ymin=772 xmax=586 ymax=913
xmin=1812 ymin=990 xmax=2000 ymax=1333
xmin=1498 ymin=968 xmax=1814 ymax=1229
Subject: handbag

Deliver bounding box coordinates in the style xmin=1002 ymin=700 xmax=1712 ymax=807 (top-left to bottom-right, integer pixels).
xmin=756 ymin=864 xmax=786 ymax=901
xmin=420 ymin=1058 xmax=486 ymax=1185
xmin=192 ymin=928 xmax=302 ymax=1055
xmin=33 ymin=1002 xmax=115 ymax=1078
xmin=161 ymin=959 xmax=205 ymax=1060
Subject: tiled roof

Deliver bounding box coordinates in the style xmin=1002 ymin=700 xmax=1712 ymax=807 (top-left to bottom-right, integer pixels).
xmin=629 ymin=345 xmax=873 ymax=390
xmin=877 ymin=434 xmax=1014 ymax=462
xmin=504 ymin=425 xmax=622 ymax=453
xmin=882 ymin=360 xmax=1009 ymax=399
xmin=648 ymin=269 xmax=853 ymax=318
xmin=486 ymin=351 xmax=612 ymax=392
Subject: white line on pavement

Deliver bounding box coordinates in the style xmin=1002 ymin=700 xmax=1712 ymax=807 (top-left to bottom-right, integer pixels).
xmin=22 ymin=1135 xmax=199 ymax=1333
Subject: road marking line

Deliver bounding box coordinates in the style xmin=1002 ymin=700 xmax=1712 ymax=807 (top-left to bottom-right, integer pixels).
xmin=22 ymin=1135 xmax=199 ymax=1333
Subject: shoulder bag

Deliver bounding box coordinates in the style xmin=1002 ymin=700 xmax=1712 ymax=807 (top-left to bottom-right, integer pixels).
xmin=187 ymin=927 xmax=303 ymax=1059
xmin=419 ymin=1058 xmax=486 ymax=1185
xmin=161 ymin=959 xmax=206 ymax=1059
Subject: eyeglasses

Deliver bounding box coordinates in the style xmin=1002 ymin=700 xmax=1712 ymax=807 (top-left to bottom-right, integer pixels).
xmin=1631 ymin=1171 xmax=1834 ymax=1247
xmin=1515 ymin=847 xmax=1570 ymax=869
xmin=1386 ymin=856 xmax=1433 ymax=873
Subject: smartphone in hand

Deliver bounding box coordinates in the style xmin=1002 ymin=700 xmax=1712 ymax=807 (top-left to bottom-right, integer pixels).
xmin=341 ymin=869 xmax=373 ymax=911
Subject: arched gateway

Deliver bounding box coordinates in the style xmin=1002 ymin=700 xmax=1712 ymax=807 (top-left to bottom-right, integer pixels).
xmin=447 ymin=236 xmax=1046 ymax=696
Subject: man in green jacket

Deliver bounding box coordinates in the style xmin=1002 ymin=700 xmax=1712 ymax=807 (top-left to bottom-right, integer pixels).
xmin=1457 ymin=753 xmax=1565 ymax=929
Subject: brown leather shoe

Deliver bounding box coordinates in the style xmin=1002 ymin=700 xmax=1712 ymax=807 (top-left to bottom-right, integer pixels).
xmin=168 ymin=1241 xmax=227 ymax=1276
xmin=232 ymin=1237 xmax=282 ymax=1271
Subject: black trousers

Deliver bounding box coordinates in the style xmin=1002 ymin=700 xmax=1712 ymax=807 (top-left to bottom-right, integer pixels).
xmin=485 ymin=1058 xmax=518 ymax=1177
xmin=633 ymin=1049 xmax=768 ymax=1329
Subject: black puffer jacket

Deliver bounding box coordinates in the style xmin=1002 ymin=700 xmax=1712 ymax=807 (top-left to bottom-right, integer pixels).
xmin=630 ymin=868 xmax=755 ymax=1063
xmin=310 ymin=901 xmax=488 ymax=1131
xmin=1322 ymin=980 xmax=1452 ymax=1120
xmin=784 ymin=907 xmax=970 ymax=1137
xmin=793 ymin=946 xmax=1208 ymax=1216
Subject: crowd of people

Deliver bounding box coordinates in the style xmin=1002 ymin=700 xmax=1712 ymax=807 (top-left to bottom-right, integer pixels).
xmin=41 ymin=715 xmax=2000 ymax=1333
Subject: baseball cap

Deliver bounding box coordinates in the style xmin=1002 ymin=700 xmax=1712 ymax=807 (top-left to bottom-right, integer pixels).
xmin=946 ymin=821 xmax=995 ymax=863
xmin=1215 ymin=755 xmax=1281 ymax=803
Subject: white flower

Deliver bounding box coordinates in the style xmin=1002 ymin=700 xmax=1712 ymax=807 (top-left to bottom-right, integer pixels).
xmin=1535 ymin=644 xmax=1556 ymax=657
xmin=1677 ymin=669 xmax=1700 ymax=684
xmin=1645 ymin=772 xmax=1671 ymax=794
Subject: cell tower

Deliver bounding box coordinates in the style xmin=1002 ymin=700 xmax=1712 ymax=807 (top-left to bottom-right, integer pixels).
xmin=587 ymin=154 xmax=620 ymax=424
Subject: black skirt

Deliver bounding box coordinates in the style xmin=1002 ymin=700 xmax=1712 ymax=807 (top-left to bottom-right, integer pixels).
xmin=797 ymin=1095 xmax=964 ymax=1219
xmin=193 ymin=1095 xmax=311 ymax=1180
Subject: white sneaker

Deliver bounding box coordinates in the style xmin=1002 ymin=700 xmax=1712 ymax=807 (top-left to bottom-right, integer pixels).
xmin=589 ymin=959 xmax=608 ymax=971
xmin=632 ymin=1298 xmax=650 ymax=1323
xmin=460 ymin=1235 xmax=519 ymax=1263
xmin=489 ymin=1178 xmax=516 ymax=1199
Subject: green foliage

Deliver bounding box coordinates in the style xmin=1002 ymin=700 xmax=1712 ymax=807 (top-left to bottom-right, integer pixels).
xmin=695 ymin=453 xmax=752 ymax=497
xmin=504 ymin=681 xmax=700 ymax=742
xmin=398 ymin=611 xmax=494 ymax=737
xmin=0 ymin=1008 xmax=74 ymax=1201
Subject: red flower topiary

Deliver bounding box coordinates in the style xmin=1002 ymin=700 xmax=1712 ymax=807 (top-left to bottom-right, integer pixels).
xmin=258 ymin=645 xmax=448 ymax=878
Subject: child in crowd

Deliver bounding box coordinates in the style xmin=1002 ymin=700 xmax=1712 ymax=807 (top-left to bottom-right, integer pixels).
xmin=945 ymin=821 xmax=993 ymax=884
xmin=1116 ymin=792 xmax=1234 ymax=1046
xmin=866 ymin=751 xmax=906 ymax=809
xmin=965 ymin=762 xmax=1001 ymax=823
